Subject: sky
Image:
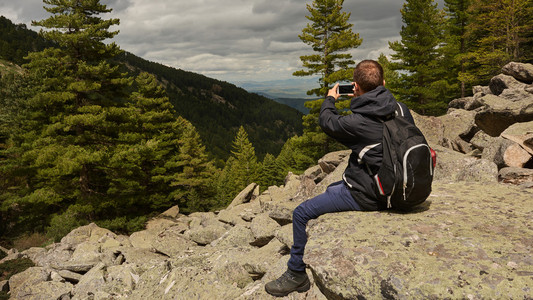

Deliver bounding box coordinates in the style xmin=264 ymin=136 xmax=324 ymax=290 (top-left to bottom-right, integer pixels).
xmin=0 ymin=0 xmax=443 ymax=90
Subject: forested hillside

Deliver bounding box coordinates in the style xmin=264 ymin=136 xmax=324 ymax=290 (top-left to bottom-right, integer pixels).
xmin=116 ymin=52 xmax=303 ymax=161
xmin=0 ymin=16 xmax=303 ymax=162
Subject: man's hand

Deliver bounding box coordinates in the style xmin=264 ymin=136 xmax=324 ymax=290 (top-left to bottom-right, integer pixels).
xmin=327 ymin=83 xmax=340 ymax=100
xmin=327 ymin=83 xmax=355 ymax=100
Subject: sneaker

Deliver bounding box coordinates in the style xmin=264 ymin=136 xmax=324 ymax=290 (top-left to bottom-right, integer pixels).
xmin=265 ymin=268 xmax=311 ymax=297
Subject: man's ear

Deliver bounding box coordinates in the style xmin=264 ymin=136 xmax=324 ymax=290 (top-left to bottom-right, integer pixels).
xmin=383 ymin=80 xmax=386 ymax=86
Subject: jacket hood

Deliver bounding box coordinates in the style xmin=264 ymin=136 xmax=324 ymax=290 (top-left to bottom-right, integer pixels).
xmin=350 ymin=86 xmax=397 ymax=118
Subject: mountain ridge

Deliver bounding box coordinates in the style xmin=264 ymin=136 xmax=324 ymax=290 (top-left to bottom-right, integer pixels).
xmin=0 ymin=15 xmax=304 ymax=161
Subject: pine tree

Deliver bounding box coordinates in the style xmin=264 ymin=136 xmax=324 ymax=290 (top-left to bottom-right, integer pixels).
xmin=171 ymin=117 xmax=218 ymax=212
xmin=216 ymin=126 xmax=259 ymax=206
xmin=292 ymin=0 xmax=361 ymax=162
xmin=388 ymin=0 xmax=448 ymax=115
xmin=2 ymin=0 xmax=133 ymax=236
xmin=377 ymin=54 xmax=401 ymax=96
xmin=258 ymin=153 xmax=282 ymax=191
xmin=463 ymin=0 xmax=533 ymax=85
xmin=443 ymin=0 xmax=471 ymax=98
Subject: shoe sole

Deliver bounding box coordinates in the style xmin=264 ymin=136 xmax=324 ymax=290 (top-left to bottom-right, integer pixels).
xmin=265 ymin=278 xmax=311 ymax=297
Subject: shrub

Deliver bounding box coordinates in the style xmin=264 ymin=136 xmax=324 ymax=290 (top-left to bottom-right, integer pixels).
xmin=96 ymin=216 xmax=147 ymax=235
xmin=0 ymin=257 xmax=34 ymax=281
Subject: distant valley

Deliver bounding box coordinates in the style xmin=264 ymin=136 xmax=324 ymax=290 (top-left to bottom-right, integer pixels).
xmin=235 ymin=78 xmax=320 ymax=114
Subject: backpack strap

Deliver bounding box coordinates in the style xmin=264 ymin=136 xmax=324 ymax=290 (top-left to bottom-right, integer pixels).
xmin=395 ymin=102 xmax=405 ymax=117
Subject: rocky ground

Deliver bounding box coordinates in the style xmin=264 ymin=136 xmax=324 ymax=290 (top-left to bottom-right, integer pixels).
xmin=1 ymin=62 xmax=532 ymax=299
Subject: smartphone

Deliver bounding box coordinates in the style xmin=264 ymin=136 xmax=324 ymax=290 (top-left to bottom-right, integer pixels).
xmin=337 ymin=84 xmax=354 ymax=95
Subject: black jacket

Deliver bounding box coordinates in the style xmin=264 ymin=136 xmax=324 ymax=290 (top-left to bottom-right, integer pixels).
xmin=319 ymin=86 xmax=414 ymax=211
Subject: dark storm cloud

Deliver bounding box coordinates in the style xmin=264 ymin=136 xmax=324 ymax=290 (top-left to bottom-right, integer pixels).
xmin=0 ymin=0 xmax=444 ymax=82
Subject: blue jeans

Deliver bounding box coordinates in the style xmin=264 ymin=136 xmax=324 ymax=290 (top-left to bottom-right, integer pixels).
xmin=287 ymin=181 xmax=361 ymax=272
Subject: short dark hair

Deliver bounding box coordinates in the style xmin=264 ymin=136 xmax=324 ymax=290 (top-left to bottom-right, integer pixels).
xmin=353 ymin=60 xmax=384 ymax=93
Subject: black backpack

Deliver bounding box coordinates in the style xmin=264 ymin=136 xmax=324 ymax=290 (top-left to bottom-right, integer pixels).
xmin=365 ymin=104 xmax=435 ymax=210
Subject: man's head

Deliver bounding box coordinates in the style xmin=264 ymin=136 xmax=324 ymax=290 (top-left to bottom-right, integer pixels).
xmin=353 ymin=60 xmax=384 ymax=95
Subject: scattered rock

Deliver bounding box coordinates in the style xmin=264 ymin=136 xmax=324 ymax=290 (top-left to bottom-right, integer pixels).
xmin=502 ymin=61 xmax=533 ymax=83
xmin=160 ymin=205 xmax=180 ymax=218
xmin=227 ymin=183 xmax=258 ymax=208
xmin=489 ymin=74 xmax=529 ymax=95
xmin=499 ymin=167 xmax=533 ymax=186
xmin=250 ymin=213 xmax=281 ymax=247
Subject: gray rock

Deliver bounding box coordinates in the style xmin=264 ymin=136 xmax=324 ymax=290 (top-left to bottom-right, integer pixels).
xmin=501 ymin=121 xmax=533 ymax=156
xmin=448 ymin=97 xmax=484 ymax=111
xmin=57 ymin=269 xmax=83 ymax=283
xmin=305 ymin=181 xmax=533 ymax=299
xmin=433 ymin=145 xmax=497 ymax=182
xmin=261 ymin=199 xmax=299 ymax=225
xmin=475 ymin=94 xmax=533 ymax=136
xmin=502 ymin=62 xmax=533 ymax=83
xmin=188 ymin=223 xmax=227 ymax=245
xmin=470 ymin=130 xmax=495 ymax=151
xmin=499 ymin=167 xmax=533 ymax=186
xmin=9 ymin=267 xmax=51 ymax=295
xmin=32 ymin=243 xmax=73 ymax=270
xmin=489 ymin=74 xmax=529 ymax=95
xmin=160 ymin=205 xmax=180 ymax=218
xmin=210 ymin=224 xmax=255 ymax=248
xmin=411 ymin=111 xmax=444 ymax=147
xmin=472 ymin=85 xmax=492 ymax=95
xmin=275 ymin=224 xmax=293 ymax=249
xmin=145 ymin=218 xmax=178 ymax=233
xmin=152 ymin=226 xmax=196 ymax=257
xmin=241 ymin=239 xmax=286 ymax=277
xmin=218 ymin=204 xmax=248 ymax=225
xmin=12 ymin=281 xmax=73 ymax=300
xmin=130 ymin=253 xmax=244 ymax=300
xmin=118 ymin=247 xmax=167 ymax=269
xmin=129 ymin=230 xmax=156 ymax=250
xmin=500 ymin=88 xmax=533 ymax=102
xmin=439 ymin=109 xmax=478 ymax=149
xmin=228 ymin=183 xmax=258 ymax=208
xmin=303 ymin=165 xmax=326 ymax=183
xmin=482 ymin=137 xmax=515 ymax=168
xmin=317 ymin=150 xmax=350 ymax=174
xmin=0 ymin=280 xmax=8 ymax=292
xmin=72 ymin=263 xmax=106 ymax=298
xmin=249 ymin=213 xmax=281 ymax=247
xmin=456 ymin=158 xmax=498 ymax=182
xmin=60 ymin=223 xmax=116 ymax=247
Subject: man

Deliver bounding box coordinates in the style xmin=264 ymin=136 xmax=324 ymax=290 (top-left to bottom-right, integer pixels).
xmin=265 ymin=60 xmax=414 ymax=297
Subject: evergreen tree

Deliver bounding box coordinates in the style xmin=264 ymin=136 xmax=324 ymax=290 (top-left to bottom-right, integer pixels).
xmin=170 ymin=117 xmax=218 ymax=212
xmin=258 ymin=153 xmax=282 ymax=191
xmin=443 ymin=0 xmax=471 ymax=98
xmin=3 ymin=0 xmax=133 ymax=235
xmin=291 ymin=0 xmax=360 ymax=163
xmin=462 ymin=0 xmax=533 ymax=85
xmin=388 ymin=0 xmax=448 ymax=115
xmin=216 ymin=126 xmax=259 ymax=206
xmin=377 ymin=54 xmax=401 ymax=97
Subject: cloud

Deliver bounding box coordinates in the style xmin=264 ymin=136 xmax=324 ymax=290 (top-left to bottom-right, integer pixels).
xmin=0 ymin=0 xmax=439 ymax=83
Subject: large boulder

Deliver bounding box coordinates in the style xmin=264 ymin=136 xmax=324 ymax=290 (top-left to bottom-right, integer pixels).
xmin=501 ymin=121 xmax=533 ymax=156
xmin=305 ymin=181 xmax=533 ymax=299
xmin=411 ymin=111 xmax=443 ymax=148
xmin=502 ymin=62 xmax=533 ymax=84
xmin=474 ymin=94 xmax=533 ymax=136
xmin=489 ymin=74 xmax=530 ymax=95
xmin=432 ymin=146 xmax=498 ymax=182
